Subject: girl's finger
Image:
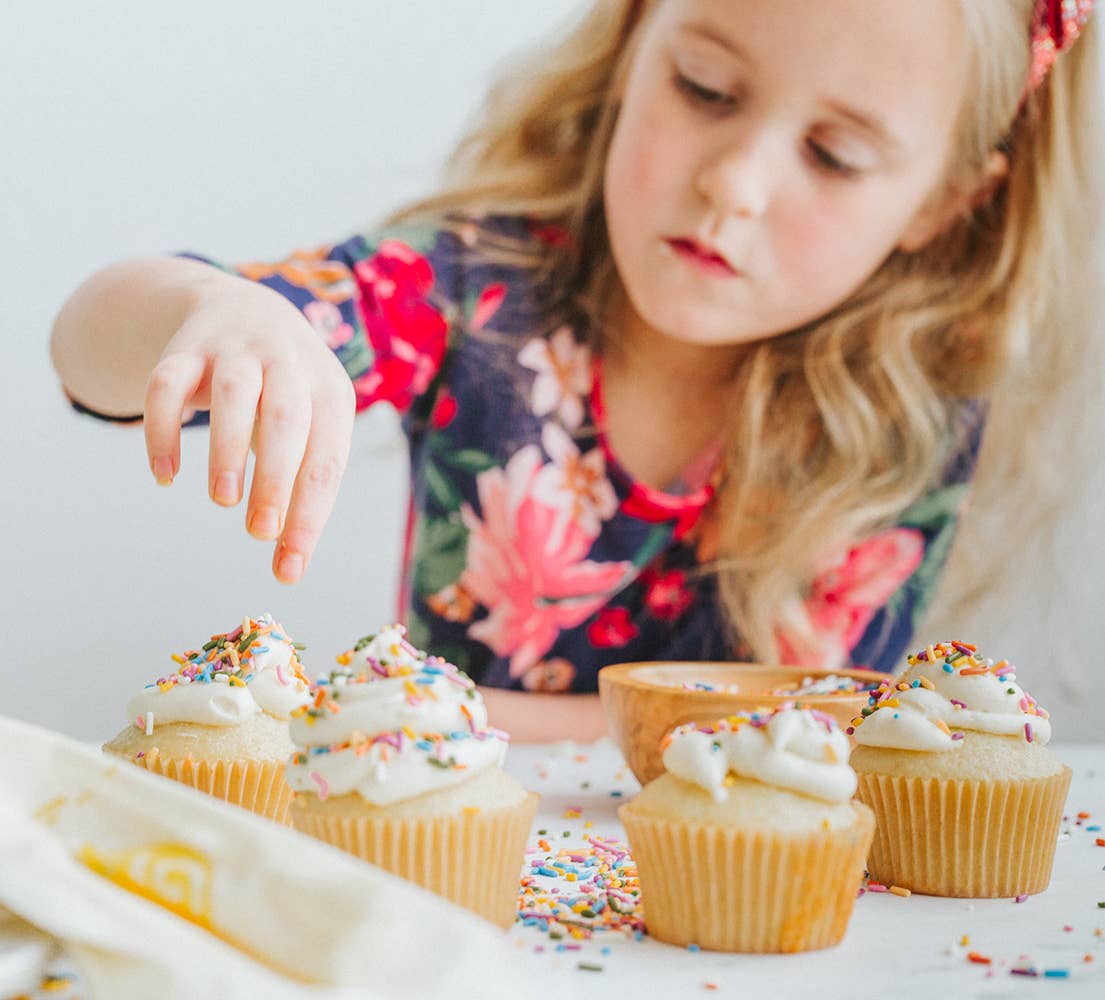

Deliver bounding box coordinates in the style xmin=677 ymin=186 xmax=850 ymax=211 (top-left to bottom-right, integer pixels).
xmin=272 ymin=384 xmax=354 ymax=583
xmin=143 ymin=351 xmax=207 ymax=485
xmin=245 ymin=361 xmax=311 ymax=541
xmin=207 ymin=354 xmax=263 ymax=506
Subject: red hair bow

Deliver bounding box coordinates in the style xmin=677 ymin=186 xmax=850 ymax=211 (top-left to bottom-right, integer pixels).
xmin=1029 ymin=0 xmax=1095 ymax=90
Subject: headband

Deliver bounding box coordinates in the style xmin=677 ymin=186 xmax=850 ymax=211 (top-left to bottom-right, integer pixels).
xmin=1029 ymin=0 xmax=1095 ymax=90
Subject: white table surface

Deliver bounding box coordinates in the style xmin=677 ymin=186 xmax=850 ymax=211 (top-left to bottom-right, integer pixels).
xmin=11 ymin=740 xmax=1105 ymax=1000
xmin=502 ymin=740 xmax=1105 ymax=1000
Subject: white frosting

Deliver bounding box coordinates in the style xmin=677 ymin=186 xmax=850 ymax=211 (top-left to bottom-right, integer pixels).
xmin=285 ymin=732 xmax=506 ymax=805
xmin=126 ymin=614 xmax=311 ymax=729
xmin=287 ymin=672 xmax=488 ymax=746
xmin=852 ymin=642 xmax=1052 ymax=751
xmin=661 ymin=708 xmax=857 ymax=804
xmin=284 ymin=624 xmax=507 ymax=806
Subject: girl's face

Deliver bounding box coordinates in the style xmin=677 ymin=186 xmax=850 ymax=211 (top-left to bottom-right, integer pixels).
xmin=604 ymin=0 xmax=973 ymax=350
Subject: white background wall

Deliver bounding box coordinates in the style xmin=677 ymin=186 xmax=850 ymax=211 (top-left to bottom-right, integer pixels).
xmin=2 ymin=1 xmax=1102 ymax=743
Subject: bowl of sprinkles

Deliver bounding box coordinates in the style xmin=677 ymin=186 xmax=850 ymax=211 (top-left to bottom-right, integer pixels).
xmin=598 ymin=661 xmax=884 ymax=786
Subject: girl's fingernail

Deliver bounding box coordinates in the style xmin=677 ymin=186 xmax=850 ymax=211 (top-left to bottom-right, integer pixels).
xmin=249 ymin=506 xmax=281 ymax=538
xmin=277 ymin=551 xmax=304 ymax=582
xmin=213 ymin=472 xmax=239 ymax=505
xmin=151 ymin=456 xmax=174 ymax=485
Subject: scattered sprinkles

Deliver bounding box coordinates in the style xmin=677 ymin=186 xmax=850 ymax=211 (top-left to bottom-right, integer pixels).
xmin=518 ymin=834 xmax=644 ymax=944
xmin=511 ymin=724 xmax=1101 ymax=989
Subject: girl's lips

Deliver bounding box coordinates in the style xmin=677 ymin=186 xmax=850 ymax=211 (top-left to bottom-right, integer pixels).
xmin=664 ymin=237 xmax=739 ymax=277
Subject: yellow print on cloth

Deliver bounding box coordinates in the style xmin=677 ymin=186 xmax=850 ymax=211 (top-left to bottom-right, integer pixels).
xmin=78 ymin=841 xmax=214 ymax=930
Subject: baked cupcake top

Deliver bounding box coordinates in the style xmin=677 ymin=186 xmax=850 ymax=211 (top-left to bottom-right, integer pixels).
xmin=125 ymin=613 xmax=311 ymax=731
xmin=659 ymin=706 xmax=856 ymax=804
xmin=284 ymin=623 xmax=507 ymax=805
xmin=849 ymin=640 xmax=1052 ymax=751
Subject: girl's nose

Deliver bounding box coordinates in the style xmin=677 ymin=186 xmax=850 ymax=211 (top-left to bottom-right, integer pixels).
xmin=694 ymin=133 xmax=773 ymax=220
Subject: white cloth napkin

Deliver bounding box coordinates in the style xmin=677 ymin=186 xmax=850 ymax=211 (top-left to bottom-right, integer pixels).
xmin=0 ymin=715 xmax=561 ymax=999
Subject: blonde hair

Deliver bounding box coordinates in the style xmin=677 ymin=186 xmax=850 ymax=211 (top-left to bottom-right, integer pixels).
xmin=390 ymin=0 xmax=1103 ymax=664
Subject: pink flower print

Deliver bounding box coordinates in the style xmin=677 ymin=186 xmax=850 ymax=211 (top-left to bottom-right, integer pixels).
xmin=303 ymin=300 xmax=354 ymax=350
xmin=430 ymin=387 xmax=458 ymax=430
xmin=641 ymin=567 xmax=694 ymax=622
xmin=777 ymin=528 xmax=925 ymax=669
xmin=534 ymin=424 xmax=617 ymax=541
xmin=460 ymin=446 xmax=632 ymax=676
xmin=587 ymin=607 xmax=639 ymax=649
xmin=470 ymin=282 xmax=507 ymax=332
xmin=518 ymin=327 xmax=592 ymax=431
xmin=351 ymin=241 xmax=448 ymax=412
xmin=521 ymin=658 xmax=577 ymax=692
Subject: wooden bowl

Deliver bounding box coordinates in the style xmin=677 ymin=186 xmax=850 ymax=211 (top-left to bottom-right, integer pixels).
xmin=598 ymin=661 xmax=885 ymax=787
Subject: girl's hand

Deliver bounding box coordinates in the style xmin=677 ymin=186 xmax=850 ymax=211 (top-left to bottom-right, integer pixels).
xmin=143 ymin=276 xmax=356 ymax=584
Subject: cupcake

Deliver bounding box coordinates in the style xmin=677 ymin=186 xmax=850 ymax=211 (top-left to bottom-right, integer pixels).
xmin=849 ymin=640 xmax=1070 ymax=898
xmin=285 ymin=624 xmax=538 ymax=928
xmin=102 ymin=613 xmax=311 ymax=823
xmin=619 ymin=707 xmax=874 ymax=953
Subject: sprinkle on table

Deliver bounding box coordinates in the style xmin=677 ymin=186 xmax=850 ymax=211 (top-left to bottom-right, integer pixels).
xmin=517 ymin=834 xmax=644 ymax=944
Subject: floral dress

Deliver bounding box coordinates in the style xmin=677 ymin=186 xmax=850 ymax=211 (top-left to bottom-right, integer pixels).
xmin=135 ymin=215 xmax=985 ymax=692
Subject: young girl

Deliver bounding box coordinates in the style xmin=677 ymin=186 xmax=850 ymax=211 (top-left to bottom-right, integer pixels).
xmin=50 ymin=0 xmax=1101 ymax=740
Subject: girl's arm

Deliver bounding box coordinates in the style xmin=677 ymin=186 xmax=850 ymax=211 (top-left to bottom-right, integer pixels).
xmin=51 ymin=257 xmax=229 ymax=418
xmin=478 ymin=687 xmax=609 ymax=743
xmin=49 ymin=256 xmax=355 ymax=583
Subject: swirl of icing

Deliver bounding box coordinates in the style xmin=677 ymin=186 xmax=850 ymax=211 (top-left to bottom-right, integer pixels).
xmin=125 ymin=614 xmax=312 ymax=729
xmin=849 ymin=641 xmax=1052 ymax=750
xmin=660 ymin=706 xmax=857 ymax=804
xmin=284 ymin=624 xmax=507 ymax=805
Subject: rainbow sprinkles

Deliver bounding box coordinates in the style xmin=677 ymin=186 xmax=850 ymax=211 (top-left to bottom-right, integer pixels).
xmin=128 ymin=613 xmax=311 ymax=731
xmin=848 ymin=641 xmax=1051 ymax=749
xmin=285 ymin=624 xmax=510 ymax=805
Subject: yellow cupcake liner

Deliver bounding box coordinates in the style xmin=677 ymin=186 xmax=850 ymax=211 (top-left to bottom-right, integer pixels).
xmin=619 ymin=804 xmax=874 ymax=953
xmin=856 ymin=766 xmax=1071 ymax=897
xmin=290 ymin=791 xmax=539 ymax=929
xmin=130 ymin=748 xmax=294 ymax=825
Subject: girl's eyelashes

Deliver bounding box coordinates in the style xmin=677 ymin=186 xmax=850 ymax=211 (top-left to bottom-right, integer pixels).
xmin=807 ymin=141 xmax=862 ymax=178
xmin=673 ymin=71 xmax=737 ymax=109
xmin=673 ymin=70 xmax=865 ymax=180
